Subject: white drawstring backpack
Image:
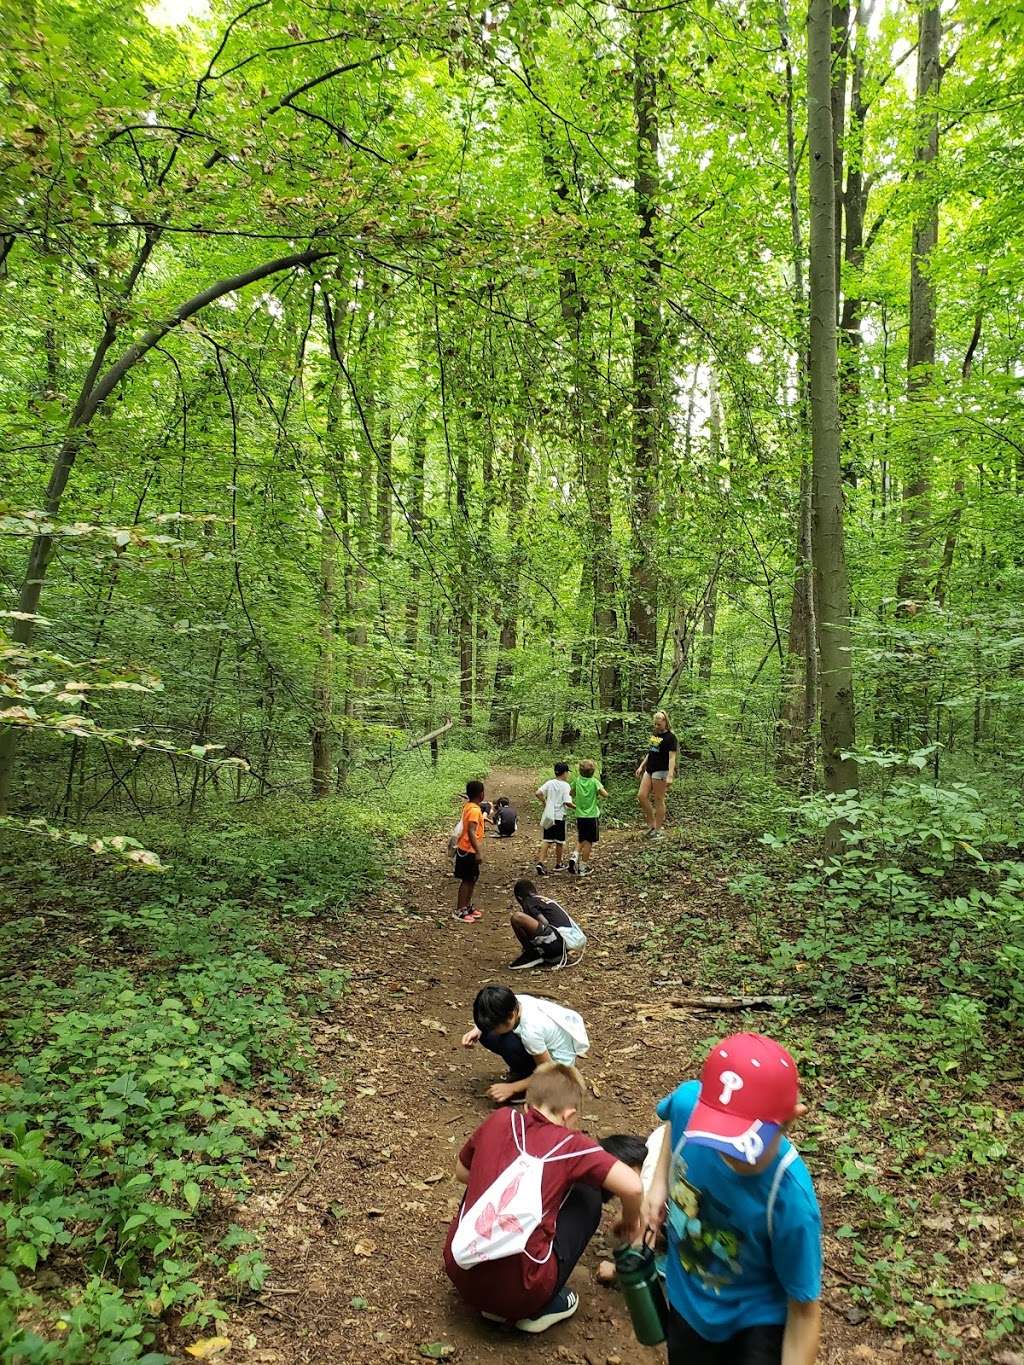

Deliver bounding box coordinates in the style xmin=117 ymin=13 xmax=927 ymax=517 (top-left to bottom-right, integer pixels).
xmin=450 ymin=1109 xmax=601 ymax=1270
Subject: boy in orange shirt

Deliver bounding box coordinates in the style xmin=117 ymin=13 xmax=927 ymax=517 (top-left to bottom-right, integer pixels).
xmin=454 ymin=778 xmax=486 ymax=923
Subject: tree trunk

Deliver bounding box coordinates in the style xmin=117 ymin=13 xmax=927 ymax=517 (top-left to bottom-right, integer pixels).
xmin=312 ymin=466 xmax=338 ymax=797
xmin=491 ymin=418 xmax=529 ymax=743
xmin=627 ymin=14 xmax=662 ymax=714
xmin=838 ymin=0 xmax=872 ymax=484
xmin=897 ymin=0 xmax=942 ymax=605
xmin=808 ymin=0 xmax=858 ymax=795
xmin=777 ymin=0 xmax=819 ymax=782
xmin=831 ymin=2 xmax=851 ymax=314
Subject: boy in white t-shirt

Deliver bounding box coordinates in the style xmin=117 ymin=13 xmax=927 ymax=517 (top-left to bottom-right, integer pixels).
xmin=461 ymin=985 xmax=590 ymax=1105
xmin=535 ymin=762 xmax=574 ymax=875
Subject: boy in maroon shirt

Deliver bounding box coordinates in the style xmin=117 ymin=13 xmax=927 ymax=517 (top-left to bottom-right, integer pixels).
xmin=444 ymin=1063 xmax=642 ymax=1332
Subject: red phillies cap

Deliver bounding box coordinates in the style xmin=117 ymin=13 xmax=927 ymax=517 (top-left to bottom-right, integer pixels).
xmin=684 ymin=1033 xmax=800 ymax=1166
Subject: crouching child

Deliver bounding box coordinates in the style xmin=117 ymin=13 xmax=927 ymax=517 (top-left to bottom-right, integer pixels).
xmin=444 ymin=1063 xmax=643 ymax=1333
xmin=462 ymin=985 xmax=591 ymax=1104
xmin=508 ymin=879 xmax=587 ymax=971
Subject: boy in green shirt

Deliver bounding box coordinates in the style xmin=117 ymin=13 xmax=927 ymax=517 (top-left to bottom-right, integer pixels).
xmin=568 ymin=759 xmax=608 ymax=878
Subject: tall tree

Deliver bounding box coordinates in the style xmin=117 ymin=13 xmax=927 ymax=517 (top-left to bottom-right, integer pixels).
xmin=808 ymin=0 xmax=858 ymax=794
xmin=898 ymin=0 xmax=943 ymax=604
xmin=628 ymin=11 xmax=662 ymax=713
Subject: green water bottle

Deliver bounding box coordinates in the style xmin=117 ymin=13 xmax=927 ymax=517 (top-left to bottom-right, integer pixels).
xmin=614 ymin=1241 xmax=667 ymax=1347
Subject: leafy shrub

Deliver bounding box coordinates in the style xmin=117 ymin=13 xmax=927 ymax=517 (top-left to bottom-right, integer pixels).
xmin=0 ymin=746 xmax=481 ymax=1361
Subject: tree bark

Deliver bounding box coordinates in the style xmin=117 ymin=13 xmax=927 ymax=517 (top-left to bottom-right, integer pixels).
xmin=897 ymin=0 xmax=942 ymax=605
xmin=808 ymin=0 xmax=858 ymax=795
xmin=491 ymin=418 xmax=529 ymax=743
xmin=627 ymin=14 xmax=662 ymax=714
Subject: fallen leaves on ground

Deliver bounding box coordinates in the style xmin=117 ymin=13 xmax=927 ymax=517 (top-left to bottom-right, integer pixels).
xmin=185 ymin=1338 xmax=231 ymax=1359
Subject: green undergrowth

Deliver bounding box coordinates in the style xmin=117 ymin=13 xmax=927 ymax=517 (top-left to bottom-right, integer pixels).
xmin=629 ymin=762 xmax=1024 ymax=1359
xmin=0 ymin=747 xmax=481 ymax=1364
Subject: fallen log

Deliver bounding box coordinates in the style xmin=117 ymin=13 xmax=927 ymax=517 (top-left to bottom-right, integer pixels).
xmin=406 ymin=718 xmax=453 ymax=751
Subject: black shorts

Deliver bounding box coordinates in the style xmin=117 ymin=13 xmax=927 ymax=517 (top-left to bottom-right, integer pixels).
xmin=453 ymin=851 xmax=480 ymax=882
xmin=666 ymin=1306 xmax=784 ymax=1364
xmin=576 ymin=816 xmax=599 ymax=844
xmin=542 ymin=819 xmax=566 ymax=844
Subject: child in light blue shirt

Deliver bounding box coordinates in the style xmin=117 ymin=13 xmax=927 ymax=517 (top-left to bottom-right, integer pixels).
xmin=644 ymin=1034 xmax=822 ymax=1364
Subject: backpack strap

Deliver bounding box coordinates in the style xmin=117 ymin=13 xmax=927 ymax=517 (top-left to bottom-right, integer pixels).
xmin=766 ymin=1146 xmax=798 ymax=1240
xmin=511 ymin=1109 xmax=598 ymax=1164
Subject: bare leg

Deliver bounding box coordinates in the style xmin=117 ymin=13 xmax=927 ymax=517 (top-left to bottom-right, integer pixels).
xmin=555 ymin=841 xmax=565 ymax=865
xmin=457 ymin=878 xmax=474 ymax=913
xmin=650 ymin=777 xmax=668 ymax=830
xmin=511 ymin=910 xmax=542 ymax=946
xmin=637 ymin=772 xmax=655 ymax=830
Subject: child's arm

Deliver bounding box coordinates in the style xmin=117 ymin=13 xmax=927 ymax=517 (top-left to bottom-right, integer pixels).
xmin=455 ymin=1158 xmax=471 ymax=1185
xmin=782 ymin=1300 xmax=820 ymax=1365
xmin=462 ymin=1026 xmax=481 ymax=1047
xmin=598 ymin=784 xmax=609 ymax=798
xmin=642 ymin=1120 xmax=671 ymax=1236
xmin=487 ymin=1049 xmax=552 ymax=1103
xmin=534 ymin=786 xmax=546 ymax=803
xmin=603 ymin=1161 xmax=644 ymax=1245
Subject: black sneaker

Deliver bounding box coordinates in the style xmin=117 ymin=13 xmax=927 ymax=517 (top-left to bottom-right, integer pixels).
xmin=535 ymin=863 xmax=548 ymax=876
xmin=515 ymin=1288 xmax=580 ymax=1333
xmin=508 ymin=949 xmax=544 ymax=970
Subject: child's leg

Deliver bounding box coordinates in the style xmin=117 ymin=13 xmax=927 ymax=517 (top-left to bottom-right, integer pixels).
xmin=479 ymin=1029 xmax=535 ymax=1080
xmin=545 ymin=1183 xmax=603 ymax=1301
xmin=511 ymin=910 xmax=543 ymax=944
xmin=457 ymin=877 xmax=474 ymax=913
xmin=555 ymin=841 xmax=566 ymax=866
xmin=578 ymin=839 xmax=592 ymax=864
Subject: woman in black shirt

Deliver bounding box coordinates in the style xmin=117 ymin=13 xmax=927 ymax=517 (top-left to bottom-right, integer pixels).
xmin=635 ymin=709 xmax=677 ymax=837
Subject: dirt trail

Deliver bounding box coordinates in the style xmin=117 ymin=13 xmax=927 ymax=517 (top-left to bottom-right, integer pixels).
xmin=228 ymin=769 xmax=899 ymax=1365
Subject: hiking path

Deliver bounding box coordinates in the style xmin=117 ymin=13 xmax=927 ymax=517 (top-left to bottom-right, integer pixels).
xmin=226 ymin=768 xmax=901 ymax=1365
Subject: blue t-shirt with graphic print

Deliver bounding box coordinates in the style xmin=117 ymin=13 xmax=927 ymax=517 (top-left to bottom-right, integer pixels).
xmin=656 ymin=1080 xmax=822 ymax=1343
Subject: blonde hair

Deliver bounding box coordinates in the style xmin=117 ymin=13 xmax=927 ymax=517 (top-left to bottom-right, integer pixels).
xmin=653 ymin=709 xmax=670 ymax=728
xmin=526 ymin=1062 xmax=584 ymax=1115
xmin=579 ymin=758 xmax=596 ymax=776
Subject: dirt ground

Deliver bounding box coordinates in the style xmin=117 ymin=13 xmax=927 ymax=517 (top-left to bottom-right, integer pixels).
xmin=221 ymin=768 xmax=916 ymax=1365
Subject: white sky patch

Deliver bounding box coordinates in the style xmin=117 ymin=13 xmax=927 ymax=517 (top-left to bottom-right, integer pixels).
xmin=147 ymin=0 xmax=210 ymax=28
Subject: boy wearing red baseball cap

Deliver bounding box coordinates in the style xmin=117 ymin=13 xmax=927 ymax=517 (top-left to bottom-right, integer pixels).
xmin=644 ymin=1033 xmax=822 ymax=1364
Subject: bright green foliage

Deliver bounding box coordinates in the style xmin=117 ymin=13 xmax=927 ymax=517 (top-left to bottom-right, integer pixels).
xmin=0 ymin=748 xmax=477 ymax=1361
xmin=639 ymin=766 xmax=1024 ymax=1355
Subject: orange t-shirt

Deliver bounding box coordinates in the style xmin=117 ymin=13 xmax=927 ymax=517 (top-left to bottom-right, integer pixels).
xmin=457 ymin=802 xmax=484 ymax=855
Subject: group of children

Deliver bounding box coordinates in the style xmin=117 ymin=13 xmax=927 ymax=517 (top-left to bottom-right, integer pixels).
xmin=451 ymin=760 xmax=606 ymax=931
xmin=441 ymin=771 xmax=822 ymax=1362
xmin=447 ymin=1006 xmax=822 ymax=1362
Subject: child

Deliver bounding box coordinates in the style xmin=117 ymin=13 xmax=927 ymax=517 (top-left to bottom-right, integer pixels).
xmin=507 ymin=879 xmax=587 ymax=971
xmin=453 ymin=779 xmax=486 ymax=923
xmin=494 ymin=795 xmax=518 ymax=838
xmin=569 ymin=759 xmax=608 ymax=877
xmin=644 ymin=1033 xmax=822 ymax=1364
xmin=535 ymin=762 xmax=573 ymax=874
xmin=443 ymin=1062 xmax=643 ymax=1333
xmin=595 ymin=1130 xmax=667 ymax=1285
xmin=462 ymin=985 xmax=590 ymax=1104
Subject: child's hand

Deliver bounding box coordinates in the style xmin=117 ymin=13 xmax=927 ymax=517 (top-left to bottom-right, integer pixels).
xmin=635 ymin=765 xmax=645 ymax=778
xmin=612 ymin=1211 xmax=643 ymax=1246
xmin=642 ymin=1183 xmax=668 ymax=1239
xmin=462 ymin=1027 xmax=481 ymax=1048
xmin=487 ymin=1081 xmax=519 ymax=1103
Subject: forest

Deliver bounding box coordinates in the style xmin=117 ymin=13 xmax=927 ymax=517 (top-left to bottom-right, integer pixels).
xmin=1 ymin=0 xmax=1022 ymax=1360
